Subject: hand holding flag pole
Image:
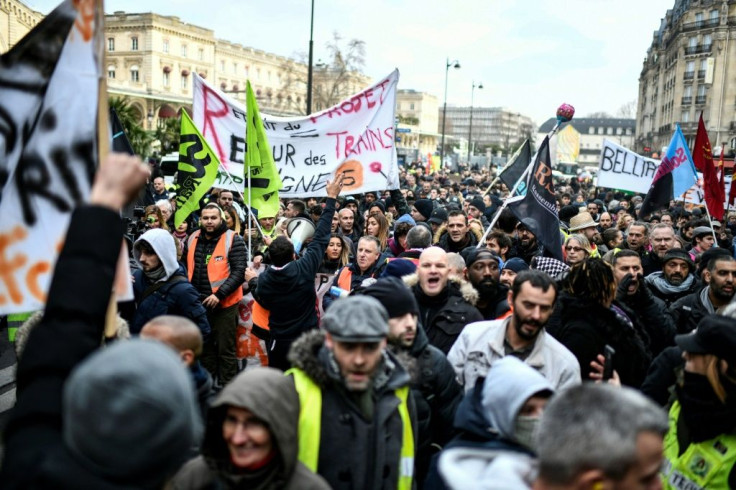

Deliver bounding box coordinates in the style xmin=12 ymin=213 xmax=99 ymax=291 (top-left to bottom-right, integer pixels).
xmin=477 ymin=103 xmax=575 ymax=248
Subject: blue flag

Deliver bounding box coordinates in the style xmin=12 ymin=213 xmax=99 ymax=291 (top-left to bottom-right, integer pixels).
xmin=640 ymin=125 xmax=698 ymax=218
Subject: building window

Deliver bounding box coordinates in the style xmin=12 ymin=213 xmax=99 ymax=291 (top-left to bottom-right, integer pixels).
xmin=682 ymin=111 xmax=690 ymax=123
xmin=163 ymin=39 xmax=169 ymax=53
xmin=598 ymin=127 xmax=604 ymax=135
xmin=163 ymin=71 xmax=170 ymax=87
xmin=268 ymin=71 xmax=272 ymax=81
xmin=606 ymin=127 xmax=613 ymax=135
xmin=232 ymin=62 xmax=237 ymax=74
xmin=256 ymin=68 xmax=261 ymax=79
xmin=703 ymin=34 xmax=712 ymax=48
xmin=698 ymin=85 xmax=707 ymax=97
xmin=695 ymin=12 xmax=703 ymax=25
xmin=181 ymin=75 xmax=189 ymax=89
xmin=181 ymin=45 xmax=187 ymax=57
xmin=689 ymin=37 xmax=697 ymax=47
xmin=710 ymin=9 xmax=719 ymax=21
xmin=107 ymin=37 xmax=114 ymax=51
xmin=244 ymin=66 xmax=249 ymax=77
xmin=107 ymin=66 xmax=115 ymax=79
xmin=199 ymin=48 xmax=204 ymax=61
xmin=616 ymin=127 xmax=623 ymax=135
xmin=131 ymin=37 xmax=138 ymax=51
xmin=130 ymin=65 xmax=139 ymax=83
xmin=220 ymin=60 xmax=225 ymax=71
xmin=588 ymin=126 xmax=595 ymax=134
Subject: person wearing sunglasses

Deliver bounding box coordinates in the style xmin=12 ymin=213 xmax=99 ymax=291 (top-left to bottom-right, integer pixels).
xmin=564 ymin=234 xmax=592 ymax=267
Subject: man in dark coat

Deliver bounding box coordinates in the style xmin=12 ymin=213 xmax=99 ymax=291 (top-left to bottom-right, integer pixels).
xmin=287 ymin=296 xmax=418 ymax=490
xmin=645 ymin=248 xmax=700 ymax=307
xmin=1 ymin=154 xmax=202 ymax=489
xmin=361 ymin=277 xmax=463 ymax=484
xmin=131 ymin=228 xmax=210 ymax=337
xmin=406 ymin=246 xmax=483 ymax=354
xmin=434 ymin=211 xmax=481 ymax=253
xmin=670 ymin=255 xmax=736 ymax=334
xmin=508 ymin=218 xmax=544 ymax=265
xmin=461 ymin=247 xmax=510 ymax=320
xmin=182 ymin=202 xmax=247 ymax=386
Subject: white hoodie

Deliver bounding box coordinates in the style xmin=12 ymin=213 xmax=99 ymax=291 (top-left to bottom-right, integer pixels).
xmin=134 ymin=229 xmax=180 ymax=282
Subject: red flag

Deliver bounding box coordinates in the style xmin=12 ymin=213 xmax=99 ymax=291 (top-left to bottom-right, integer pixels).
xmin=693 ymin=114 xmax=725 ymax=220
xmin=719 ymin=144 xmax=727 ymax=209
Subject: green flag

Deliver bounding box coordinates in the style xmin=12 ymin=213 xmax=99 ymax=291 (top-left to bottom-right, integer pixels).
xmin=175 ymin=110 xmax=220 ymax=227
xmin=245 ymin=80 xmax=282 ymax=218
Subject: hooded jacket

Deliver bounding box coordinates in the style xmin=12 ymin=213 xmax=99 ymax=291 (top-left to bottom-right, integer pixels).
xmin=287 ymin=330 xmax=417 ymax=490
xmin=132 ymin=229 xmax=211 ymax=336
xmin=404 ymin=274 xmax=484 ymax=355
xmin=252 ymin=199 xmax=336 ymax=339
xmin=171 ymin=367 xmax=329 ymax=490
xmin=428 ymin=357 xmax=553 ymax=490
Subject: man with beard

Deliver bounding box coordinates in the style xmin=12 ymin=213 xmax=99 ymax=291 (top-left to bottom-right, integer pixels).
xmin=447 ymin=270 xmax=580 ymax=392
xmin=461 ymin=247 xmax=511 ymax=320
xmin=645 ymin=249 xmax=700 ymax=307
xmin=508 ymin=218 xmax=544 ymax=265
xmin=641 ymin=223 xmax=677 ymax=275
xmin=286 ymin=296 xmax=417 ymax=490
xmin=609 ymin=250 xmax=675 ymax=358
xmin=183 ymin=203 xmax=246 ymax=386
xmin=361 ymin=277 xmax=462 ymax=485
xmin=671 ymin=255 xmax=736 ymax=333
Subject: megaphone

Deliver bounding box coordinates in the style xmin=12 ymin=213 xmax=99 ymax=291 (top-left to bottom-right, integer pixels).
xmin=286 ymin=218 xmax=316 ymax=254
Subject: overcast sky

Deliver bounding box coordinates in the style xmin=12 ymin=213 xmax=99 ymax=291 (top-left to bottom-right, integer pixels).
xmin=29 ymin=0 xmax=675 ymax=126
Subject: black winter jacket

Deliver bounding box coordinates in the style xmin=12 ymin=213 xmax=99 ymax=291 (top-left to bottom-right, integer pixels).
xmin=1 ymin=206 xmax=162 ymax=489
xmin=182 ymin=223 xmax=247 ymax=302
xmin=646 ymin=274 xmax=701 ymax=308
xmin=252 ymin=199 xmax=336 ymax=339
xmin=287 ymin=331 xmax=418 ymax=490
xmin=548 ymin=292 xmax=652 ymax=388
xmin=670 ymin=288 xmax=710 ymax=334
xmin=406 ymin=275 xmax=484 ymax=355
xmin=640 ymin=345 xmax=685 ymax=407
xmin=616 ymin=288 xmax=675 ymax=358
xmin=389 ymin=326 xmax=462 ymax=482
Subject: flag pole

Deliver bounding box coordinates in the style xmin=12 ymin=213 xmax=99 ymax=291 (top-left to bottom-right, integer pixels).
xmin=694 ymin=177 xmax=720 ymax=243
xmin=247 ymin=169 xmax=253 ymax=262
xmin=476 ymin=104 xmax=574 ymax=248
xmin=482 ymin=139 xmax=528 ymax=196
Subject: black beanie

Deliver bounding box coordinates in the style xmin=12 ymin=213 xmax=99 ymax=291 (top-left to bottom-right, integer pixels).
xmin=360 ymin=277 xmax=419 ymax=319
xmin=414 ymin=199 xmax=434 ymax=220
xmin=370 ymin=200 xmax=386 ymax=214
xmin=469 ymin=197 xmax=486 ymax=213
xmin=559 ymin=205 xmax=580 ymax=223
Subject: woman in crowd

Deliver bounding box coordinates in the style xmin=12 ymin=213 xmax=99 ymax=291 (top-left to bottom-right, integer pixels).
xmin=548 ymin=258 xmax=651 ymax=388
xmin=223 ymin=205 xmax=242 ymax=235
xmin=660 ymin=315 xmax=736 ymax=489
xmin=319 ymin=233 xmax=351 ymax=274
xmin=171 ymin=368 xmax=329 ymax=489
xmin=602 ymin=227 xmax=624 ymax=252
xmin=144 ymin=205 xmax=168 ymax=231
xmin=563 ymin=234 xmax=591 ymax=267
xmin=364 ymin=212 xmax=391 ymax=254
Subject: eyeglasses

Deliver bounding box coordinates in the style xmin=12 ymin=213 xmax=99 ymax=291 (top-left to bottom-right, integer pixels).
xmin=565 ymin=246 xmax=585 ymax=253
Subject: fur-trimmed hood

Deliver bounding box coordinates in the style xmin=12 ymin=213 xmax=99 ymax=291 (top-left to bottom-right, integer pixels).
xmin=402 ymin=272 xmax=479 ymax=306
xmin=287 ymin=330 xmax=412 ymax=391
xmin=432 ymin=222 xmax=483 ymax=246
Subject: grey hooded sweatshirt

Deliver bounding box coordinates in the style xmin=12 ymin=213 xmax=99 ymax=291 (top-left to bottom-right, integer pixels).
xmin=170 ymin=367 xmax=330 ymax=490
xmin=438 ymin=357 xmax=554 ymax=490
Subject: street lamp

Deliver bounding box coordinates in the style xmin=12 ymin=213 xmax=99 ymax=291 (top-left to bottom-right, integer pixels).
xmin=306 ymin=0 xmax=315 ymax=115
xmin=440 ymin=58 xmax=460 ymax=167
xmin=468 ymin=81 xmax=483 ymax=163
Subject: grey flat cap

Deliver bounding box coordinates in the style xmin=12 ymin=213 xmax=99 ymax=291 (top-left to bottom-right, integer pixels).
xmin=322 ymin=296 xmax=389 ymax=342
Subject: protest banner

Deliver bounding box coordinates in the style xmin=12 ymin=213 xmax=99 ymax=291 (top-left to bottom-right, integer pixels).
xmin=682 ymin=172 xmax=733 ymax=206
xmin=597 ymin=139 xmax=660 ymax=194
xmin=192 ymin=70 xmax=400 ymax=197
xmin=0 ymin=1 xmax=101 ymax=315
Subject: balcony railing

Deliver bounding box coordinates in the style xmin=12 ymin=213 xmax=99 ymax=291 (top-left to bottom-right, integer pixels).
xmin=682 ymin=96 xmax=693 ymax=105
xmin=684 ymin=71 xmax=695 ymax=80
xmin=696 ymin=95 xmax=707 ymax=104
xmin=698 ymin=69 xmax=706 ymax=78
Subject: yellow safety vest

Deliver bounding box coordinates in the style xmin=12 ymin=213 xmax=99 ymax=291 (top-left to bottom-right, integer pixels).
xmin=286 ymin=367 xmax=415 ymax=490
xmin=661 ymin=401 xmax=736 ymax=489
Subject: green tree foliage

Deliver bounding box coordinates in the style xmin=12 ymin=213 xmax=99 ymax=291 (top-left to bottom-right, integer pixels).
xmin=109 ymin=97 xmax=153 ymax=157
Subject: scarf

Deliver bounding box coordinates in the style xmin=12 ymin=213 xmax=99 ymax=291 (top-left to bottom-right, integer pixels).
xmin=144 ymin=265 xmax=167 ymax=283
xmin=700 ymin=286 xmax=716 ymax=314
xmin=645 ymin=271 xmax=695 ymax=295
xmin=677 ymin=371 xmax=736 ymax=443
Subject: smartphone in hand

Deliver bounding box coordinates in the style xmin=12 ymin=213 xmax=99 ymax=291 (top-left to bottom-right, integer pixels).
xmin=602 ymin=345 xmax=616 ymax=381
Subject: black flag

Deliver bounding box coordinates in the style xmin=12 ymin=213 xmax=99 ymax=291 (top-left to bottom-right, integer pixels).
xmin=508 ymin=137 xmax=563 ymax=261
xmin=498 ymin=139 xmax=531 ymax=191
xmin=109 ymin=107 xmax=135 ymax=155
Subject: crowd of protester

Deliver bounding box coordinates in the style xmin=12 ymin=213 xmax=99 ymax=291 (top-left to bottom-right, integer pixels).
xmin=3 ymin=154 xmax=736 ymax=490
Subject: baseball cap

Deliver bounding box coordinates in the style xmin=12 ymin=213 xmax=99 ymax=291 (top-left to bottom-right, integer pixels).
xmin=322 ymin=296 xmax=389 ymax=342
xmin=675 ymin=315 xmax=736 ymax=365
xmin=428 ymin=207 xmax=449 ymax=225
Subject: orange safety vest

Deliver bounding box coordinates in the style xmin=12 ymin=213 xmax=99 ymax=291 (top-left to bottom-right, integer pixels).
xmin=336 ymin=267 xmax=353 ymax=291
xmin=252 ymin=301 xmax=270 ymax=331
xmin=187 ymin=229 xmax=243 ymax=308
